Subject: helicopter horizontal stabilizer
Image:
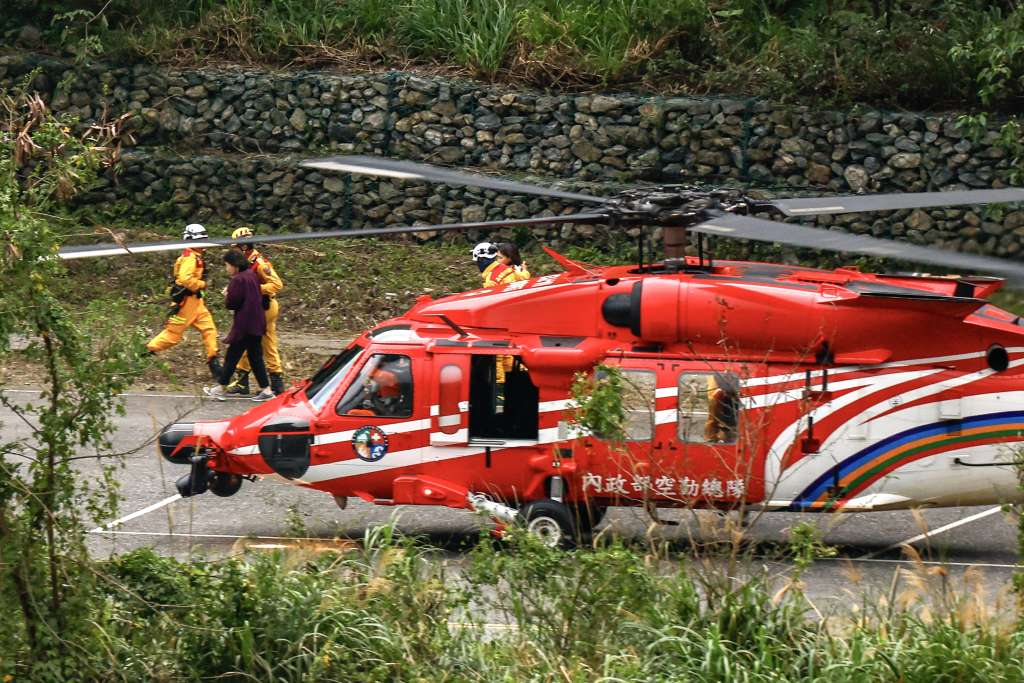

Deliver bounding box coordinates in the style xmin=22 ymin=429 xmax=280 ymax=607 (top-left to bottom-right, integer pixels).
xmin=769 ymin=188 xmax=1024 ymax=216
xmin=542 ymin=246 xmax=599 ymax=276
xmin=692 ymin=213 xmax=1024 ymax=286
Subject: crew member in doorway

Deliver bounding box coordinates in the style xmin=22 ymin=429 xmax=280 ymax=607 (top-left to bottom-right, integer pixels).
xmin=146 ymin=223 xmax=223 ymax=380
xmin=224 ymin=226 xmax=286 ymax=395
xmin=473 ymin=241 xmax=531 ymax=387
xmin=473 ymin=241 xmax=500 ymax=287
xmin=705 ymin=374 xmax=740 ymax=443
xmin=492 ymin=242 xmax=530 ymax=286
xmin=474 ymin=241 xmax=531 ymax=288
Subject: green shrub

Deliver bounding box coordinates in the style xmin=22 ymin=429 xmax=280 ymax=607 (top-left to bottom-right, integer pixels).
xmin=400 ymin=0 xmax=522 ymax=77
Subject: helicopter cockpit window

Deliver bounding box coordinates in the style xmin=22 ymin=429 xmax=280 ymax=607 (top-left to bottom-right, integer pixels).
xmin=305 ymin=344 xmax=363 ymax=412
xmin=678 ymin=372 xmax=739 ymax=444
xmin=336 ymin=354 xmax=414 ymax=418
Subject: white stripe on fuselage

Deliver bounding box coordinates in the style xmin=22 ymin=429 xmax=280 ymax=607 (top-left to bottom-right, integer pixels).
xmin=742 ymin=350 xmax=990 ymax=389
xmin=228 ymin=401 xmax=574 ymax=457
xmin=298 ymin=410 xmax=682 ymax=485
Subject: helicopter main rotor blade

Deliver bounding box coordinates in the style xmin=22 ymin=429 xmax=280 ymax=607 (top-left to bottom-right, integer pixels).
xmin=692 ymin=213 xmax=1024 ymax=286
xmin=55 ymin=212 xmax=608 ymax=260
xmin=300 ymin=155 xmax=612 ymax=205
xmin=769 ymin=188 xmax=1024 ymax=216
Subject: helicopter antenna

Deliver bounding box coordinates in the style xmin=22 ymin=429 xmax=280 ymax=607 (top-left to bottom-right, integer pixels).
xmin=425 ymin=313 xmax=470 ymax=339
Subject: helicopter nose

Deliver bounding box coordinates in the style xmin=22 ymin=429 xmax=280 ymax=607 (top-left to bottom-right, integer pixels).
xmin=158 ymin=422 xmax=195 ymax=465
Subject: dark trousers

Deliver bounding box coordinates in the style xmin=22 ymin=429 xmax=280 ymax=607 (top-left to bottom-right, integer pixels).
xmin=220 ymin=335 xmax=269 ymax=388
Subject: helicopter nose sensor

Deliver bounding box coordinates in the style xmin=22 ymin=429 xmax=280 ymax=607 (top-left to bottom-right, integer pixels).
xmin=158 ymin=422 xmax=196 ymax=465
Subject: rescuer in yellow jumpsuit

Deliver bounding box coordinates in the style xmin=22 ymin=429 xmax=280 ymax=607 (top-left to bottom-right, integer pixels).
xmin=482 ymin=242 xmax=531 ymax=288
xmin=146 ymin=223 xmax=223 ymax=380
xmin=225 ymin=226 xmax=286 ymax=395
xmin=473 ymin=242 xmax=531 ymax=386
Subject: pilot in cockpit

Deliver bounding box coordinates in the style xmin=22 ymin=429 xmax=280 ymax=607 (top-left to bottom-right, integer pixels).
xmin=339 ymin=354 xmax=413 ymax=417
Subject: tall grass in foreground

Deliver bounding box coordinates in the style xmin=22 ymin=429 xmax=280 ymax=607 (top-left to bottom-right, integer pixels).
xmin=5 ymin=526 xmax=1021 ymax=681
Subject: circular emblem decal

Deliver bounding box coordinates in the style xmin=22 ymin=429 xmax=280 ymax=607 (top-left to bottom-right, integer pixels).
xmin=352 ymin=426 xmax=389 ymax=462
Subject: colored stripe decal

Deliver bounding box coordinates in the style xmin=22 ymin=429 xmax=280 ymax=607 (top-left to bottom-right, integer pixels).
xmin=791 ymin=411 xmax=1024 ymax=510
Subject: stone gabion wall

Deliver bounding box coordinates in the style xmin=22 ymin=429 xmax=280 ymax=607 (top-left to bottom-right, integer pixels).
xmin=3 ymin=52 xmax=1023 ymax=256
xmin=81 ymin=149 xmax=1024 ymax=258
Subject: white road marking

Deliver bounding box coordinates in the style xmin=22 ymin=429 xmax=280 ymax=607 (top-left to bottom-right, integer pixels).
xmin=2 ymin=388 xmax=253 ymax=401
xmin=859 ymin=506 xmax=1004 ymax=559
xmin=448 ymin=622 xmax=517 ymax=631
xmin=89 ymin=494 xmax=182 ymax=533
xmin=826 ymin=556 xmax=1018 ymax=570
xmin=87 ymin=529 xmax=356 ymax=542
xmin=90 ymin=530 xmax=1019 ymax=570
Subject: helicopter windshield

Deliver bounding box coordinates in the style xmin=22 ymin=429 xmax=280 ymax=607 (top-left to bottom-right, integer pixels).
xmin=305 ymin=344 xmax=364 ymax=411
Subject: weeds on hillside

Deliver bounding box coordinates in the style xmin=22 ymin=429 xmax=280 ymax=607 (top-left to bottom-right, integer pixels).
xmin=7 ymin=0 xmax=1023 ymax=108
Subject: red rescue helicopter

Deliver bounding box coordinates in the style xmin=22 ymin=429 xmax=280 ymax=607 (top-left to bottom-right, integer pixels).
xmin=59 ymin=157 xmax=1024 ymax=546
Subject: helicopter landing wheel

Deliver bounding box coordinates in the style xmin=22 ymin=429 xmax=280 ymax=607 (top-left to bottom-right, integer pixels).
xmin=518 ymin=499 xmax=577 ymax=548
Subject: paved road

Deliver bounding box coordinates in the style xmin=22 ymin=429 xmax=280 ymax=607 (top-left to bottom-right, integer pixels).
xmin=2 ymin=389 xmax=1019 ymax=614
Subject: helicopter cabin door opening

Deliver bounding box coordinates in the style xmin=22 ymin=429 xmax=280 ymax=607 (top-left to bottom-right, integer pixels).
xmin=469 ymin=354 xmax=539 ymax=443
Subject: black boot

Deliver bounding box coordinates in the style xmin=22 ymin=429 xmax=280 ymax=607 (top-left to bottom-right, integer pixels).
xmin=270 ymin=372 xmax=285 ymax=395
xmin=225 ymin=370 xmax=250 ymax=395
xmin=207 ymin=356 xmax=223 ymax=381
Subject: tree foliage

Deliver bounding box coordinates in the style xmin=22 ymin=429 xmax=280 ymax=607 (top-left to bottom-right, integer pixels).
xmin=0 ymin=80 xmax=146 ymax=680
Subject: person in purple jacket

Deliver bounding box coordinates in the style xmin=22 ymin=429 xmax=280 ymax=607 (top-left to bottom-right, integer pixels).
xmin=203 ymin=249 xmax=273 ymax=401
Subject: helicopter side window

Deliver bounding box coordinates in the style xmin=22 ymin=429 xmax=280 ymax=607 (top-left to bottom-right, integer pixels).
xmin=469 ymin=355 xmax=538 ymax=441
xmin=335 ymin=354 xmax=414 ymax=418
xmin=678 ymin=372 xmax=739 ymax=444
xmin=589 ymin=368 xmax=656 ymax=441
xmin=620 ymin=369 xmax=656 ymax=441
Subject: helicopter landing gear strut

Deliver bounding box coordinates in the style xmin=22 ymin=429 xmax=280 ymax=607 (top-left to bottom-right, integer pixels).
xmin=467 ymin=493 xmax=581 ymax=548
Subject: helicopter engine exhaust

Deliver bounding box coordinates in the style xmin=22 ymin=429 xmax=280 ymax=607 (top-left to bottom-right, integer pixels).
xmin=603 ymin=279 xmax=839 ymax=355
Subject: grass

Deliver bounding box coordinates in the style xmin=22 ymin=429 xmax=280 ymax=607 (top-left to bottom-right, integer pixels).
xmin=9 ymin=527 xmax=1021 ymax=681
xmin=7 ymin=0 xmax=1024 ymax=109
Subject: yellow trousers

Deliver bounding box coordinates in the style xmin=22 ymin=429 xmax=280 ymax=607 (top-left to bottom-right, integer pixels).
xmin=238 ymin=297 xmax=282 ymax=374
xmin=495 ymin=355 xmax=514 ymax=383
xmin=146 ymin=295 xmax=218 ymax=359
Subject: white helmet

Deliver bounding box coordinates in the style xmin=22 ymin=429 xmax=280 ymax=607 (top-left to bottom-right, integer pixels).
xmin=472 ymin=242 xmax=497 ymax=260
xmin=183 ymin=223 xmax=208 ymax=241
